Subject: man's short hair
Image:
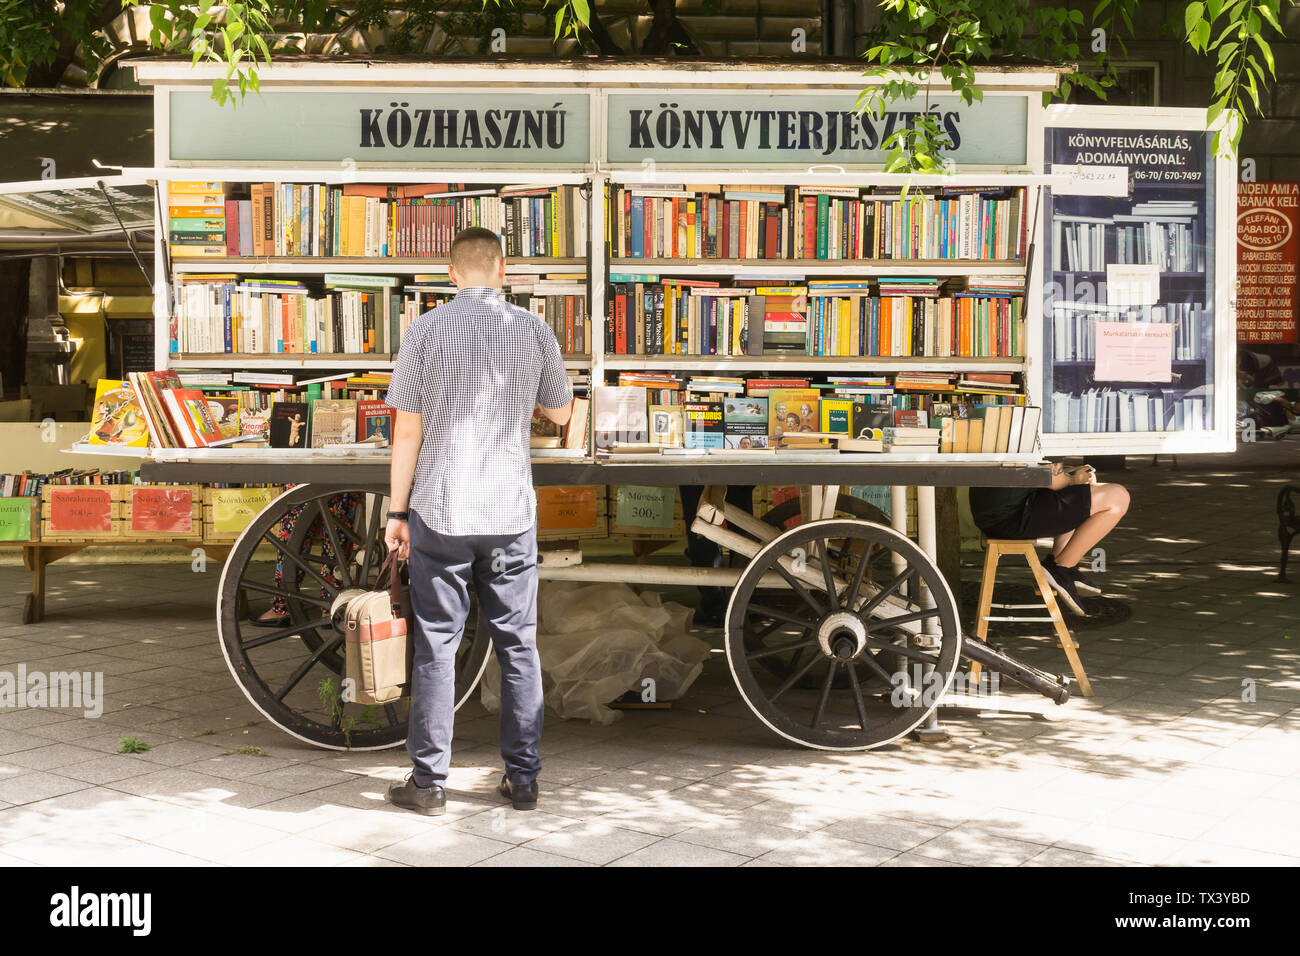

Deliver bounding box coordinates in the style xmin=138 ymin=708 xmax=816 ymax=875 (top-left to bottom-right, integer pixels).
xmin=450 ymin=227 xmax=503 ymax=276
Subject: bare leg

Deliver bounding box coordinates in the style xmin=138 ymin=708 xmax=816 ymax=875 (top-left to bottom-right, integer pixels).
xmin=1055 ymin=483 xmax=1130 ymax=568
xmin=1052 ymin=529 xmax=1074 ymax=559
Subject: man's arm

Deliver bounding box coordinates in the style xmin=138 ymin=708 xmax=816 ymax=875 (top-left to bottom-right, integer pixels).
xmin=390 ymin=410 xmax=422 ymax=512
xmin=1049 ymin=462 xmax=1095 ymax=490
xmin=539 ymin=400 xmax=573 ymax=426
xmin=384 ymin=409 xmax=422 ymax=557
xmin=535 ymin=322 xmax=574 ymax=425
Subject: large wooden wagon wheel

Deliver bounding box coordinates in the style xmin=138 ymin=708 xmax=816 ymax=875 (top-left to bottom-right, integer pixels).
xmin=217 ymin=485 xmax=492 ymax=750
xmin=725 ymin=516 xmax=962 ymax=751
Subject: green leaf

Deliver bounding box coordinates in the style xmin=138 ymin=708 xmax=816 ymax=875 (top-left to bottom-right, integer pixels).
xmin=570 ymin=0 xmax=590 ymax=27
xmin=1258 ymin=3 xmax=1282 ymax=32
xmin=1256 ymin=36 xmax=1275 ymax=77
xmin=1185 ymin=1 xmax=1205 ymax=39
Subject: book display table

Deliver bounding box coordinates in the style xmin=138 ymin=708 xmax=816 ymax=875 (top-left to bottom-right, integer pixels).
xmin=139 ymin=450 xmax=1069 ymax=751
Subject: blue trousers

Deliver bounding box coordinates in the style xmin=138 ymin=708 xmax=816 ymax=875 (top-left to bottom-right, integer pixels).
xmin=406 ymin=510 xmax=543 ymax=788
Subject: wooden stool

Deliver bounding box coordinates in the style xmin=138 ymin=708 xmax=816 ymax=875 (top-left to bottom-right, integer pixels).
xmin=969 ymin=539 xmax=1093 ymax=697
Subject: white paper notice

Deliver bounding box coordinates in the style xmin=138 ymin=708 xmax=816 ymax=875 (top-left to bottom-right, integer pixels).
xmin=1106 ymin=262 xmax=1162 ymax=306
xmin=1051 ymin=163 xmax=1128 ymax=197
xmin=1093 ymin=322 xmax=1174 ymax=382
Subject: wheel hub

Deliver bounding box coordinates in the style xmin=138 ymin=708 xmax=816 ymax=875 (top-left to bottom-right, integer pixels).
xmin=817 ymin=610 xmax=867 ymax=660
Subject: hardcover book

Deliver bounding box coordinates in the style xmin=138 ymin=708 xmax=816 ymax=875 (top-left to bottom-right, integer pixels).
xmin=648 ymin=404 xmax=684 ymax=447
xmin=766 ymin=388 xmax=821 ymax=443
xmin=310 ymin=399 xmax=359 ymax=447
xmin=88 ymin=380 xmax=150 ymax=447
xmin=357 ymin=399 xmax=394 ymax=443
xmin=269 ymin=402 xmax=310 ymax=449
xmin=851 ymin=402 xmax=896 ymax=441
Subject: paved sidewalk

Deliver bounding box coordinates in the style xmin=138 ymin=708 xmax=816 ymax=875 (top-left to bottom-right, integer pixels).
xmin=0 ymin=440 xmax=1297 ymax=866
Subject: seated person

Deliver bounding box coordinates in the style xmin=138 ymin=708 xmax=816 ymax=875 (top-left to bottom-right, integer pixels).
xmin=969 ymin=464 xmax=1129 ymax=615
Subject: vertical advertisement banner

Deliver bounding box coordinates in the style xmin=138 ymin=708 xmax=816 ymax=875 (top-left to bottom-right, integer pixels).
xmin=1042 ymin=127 xmax=1215 ymax=436
xmin=1236 ymin=182 xmax=1299 ymax=344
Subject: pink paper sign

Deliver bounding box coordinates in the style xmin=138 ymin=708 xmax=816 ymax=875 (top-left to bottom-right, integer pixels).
xmin=1093 ymin=322 xmax=1174 ymax=383
xmin=130 ymin=488 xmax=194 ymax=533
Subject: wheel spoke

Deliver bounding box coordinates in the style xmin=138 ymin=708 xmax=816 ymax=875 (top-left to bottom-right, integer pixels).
xmin=238 ymin=580 xmax=332 ymax=609
xmin=870 ymin=606 xmax=940 ymax=631
xmin=746 ymin=637 xmax=817 ymax=662
xmin=259 ymin=531 xmax=339 ymax=597
xmin=747 ymin=601 xmax=817 ymax=629
xmin=817 ymin=537 xmax=839 ymax=609
xmin=275 ymin=633 xmax=344 ymax=702
xmin=811 ymin=659 xmax=837 ymax=728
xmin=857 ymin=565 xmax=916 ymax=618
xmin=314 ymin=498 xmax=353 ymax=590
xmin=864 ymin=635 xmax=940 ymax=666
xmin=856 ymin=649 xmax=896 ymax=687
xmin=770 ymin=648 xmax=827 ymax=702
xmin=843 ymin=541 xmax=876 ymax=611
xmin=241 ymin=617 xmax=332 ymax=649
xmin=845 ymin=662 xmax=870 ymax=731
xmin=774 ymin=561 xmax=825 ymax=617
xmin=359 ymin=495 xmax=383 ymax=584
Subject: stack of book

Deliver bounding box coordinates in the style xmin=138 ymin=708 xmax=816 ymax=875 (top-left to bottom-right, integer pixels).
xmin=2 ymin=469 xmax=136 ymax=495
xmin=168 ymin=182 xmax=229 ymax=257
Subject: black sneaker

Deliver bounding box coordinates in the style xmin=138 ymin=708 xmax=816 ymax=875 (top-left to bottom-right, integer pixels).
xmin=1043 ymin=556 xmax=1103 ymax=597
xmin=387 ymin=775 xmax=446 ymax=816
xmin=1038 ymin=558 xmax=1088 ymax=616
xmin=498 ymin=774 xmax=539 ymax=811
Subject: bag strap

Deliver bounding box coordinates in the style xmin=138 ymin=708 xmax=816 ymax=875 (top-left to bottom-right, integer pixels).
xmin=377 ymin=549 xmax=405 ymax=606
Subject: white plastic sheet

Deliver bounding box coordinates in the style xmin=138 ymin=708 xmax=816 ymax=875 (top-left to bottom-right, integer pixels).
xmin=480 ymin=581 xmax=711 ymax=725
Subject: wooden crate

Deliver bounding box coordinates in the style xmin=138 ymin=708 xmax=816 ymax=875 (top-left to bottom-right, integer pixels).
xmin=608 ymin=485 xmax=686 ymax=540
xmin=0 ymin=497 xmax=41 ymax=543
xmin=203 ymin=486 xmax=284 ymax=543
xmin=123 ymin=485 xmax=204 ymax=540
xmin=537 ymin=486 xmax=607 ymax=542
xmin=40 ymin=485 xmax=125 ymax=540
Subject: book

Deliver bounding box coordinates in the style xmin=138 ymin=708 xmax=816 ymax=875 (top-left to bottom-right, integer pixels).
xmin=648 ymin=403 xmax=683 ymax=447
xmin=310 ymin=399 xmax=359 ymax=447
xmin=87 ymin=380 xmax=150 ymax=447
xmin=593 ymin=386 xmax=648 ymax=450
xmin=683 ymin=400 xmax=725 ymax=449
xmin=766 ymin=388 xmax=821 ymax=443
xmin=723 ymin=396 xmax=769 ymax=449
xmin=269 ymin=402 xmax=310 ymax=448
xmin=850 ymin=402 xmax=895 ymax=441
xmin=563 ymin=396 xmax=590 ymax=451
xmin=160 ymin=388 xmax=223 ymax=448
xmin=357 ymin=399 xmax=394 ymax=443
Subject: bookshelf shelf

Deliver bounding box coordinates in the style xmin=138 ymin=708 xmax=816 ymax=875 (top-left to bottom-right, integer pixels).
xmin=170 ymin=353 xmax=591 ymax=370
xmin=602 ymin=355 xmax=1025 ymax=373
xmin=171 ymin=257 xmax=588 ymax=274
xmin=609 ymin=258 xmax=1025 ymax=276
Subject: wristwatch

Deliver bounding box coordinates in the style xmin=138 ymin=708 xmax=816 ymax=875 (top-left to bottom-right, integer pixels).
xmin=386 ymin=510 xmax=410 ymax=521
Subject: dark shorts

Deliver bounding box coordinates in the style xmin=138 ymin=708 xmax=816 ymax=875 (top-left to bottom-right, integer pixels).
xmin=978 ymin=485 xmax=1092 ymax=540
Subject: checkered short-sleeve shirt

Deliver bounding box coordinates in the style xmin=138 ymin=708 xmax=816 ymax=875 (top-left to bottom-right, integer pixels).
xmin=385 ymin=286 xmax=572 ymax=536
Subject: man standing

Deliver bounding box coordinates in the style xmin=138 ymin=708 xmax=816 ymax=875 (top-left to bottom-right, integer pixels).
xmin=383 ymin=227 xmax=573 ymax=815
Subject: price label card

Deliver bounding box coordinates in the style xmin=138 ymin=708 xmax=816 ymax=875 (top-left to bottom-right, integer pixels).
xmin=50 ymin=488 xmax=113 ymax=532
xmin=212 ymin=488 xmax=276 ymax=533
xmin=131 ymin=488 xmax=194 ymax=533
xmin=616 ymin=486 xmax=674 ymax=529
xmin=0 ymin=499 xmax=32 ymax=541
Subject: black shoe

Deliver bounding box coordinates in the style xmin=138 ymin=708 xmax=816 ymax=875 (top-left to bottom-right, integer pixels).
xmin=387 ymin=775 xmax=446 ymax=816
xmin=694 ymin=606 xmax=725 ymax=628
xmin=498 ymin=774 xmax=539 ymax=811
xmin=1038 ymin=558 xmax=1088 ymax=617
xmin=1043 ymin=556 xmax=1103 ymax=597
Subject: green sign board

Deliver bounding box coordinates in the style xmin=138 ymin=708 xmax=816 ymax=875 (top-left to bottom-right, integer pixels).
xmin=615 ymin=485 xmax=675 ymax=529
xmin=606 ymin=93 xmax=1028 ymax=166
xmin=169 ymin=90 xmax=591 ymax=165
xmin=0 ymin=498 xmax=33 ymax=541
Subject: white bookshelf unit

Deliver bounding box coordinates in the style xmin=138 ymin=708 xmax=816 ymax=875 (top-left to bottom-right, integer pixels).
xmin=79 ymin=60 xmax=1235 ymax=461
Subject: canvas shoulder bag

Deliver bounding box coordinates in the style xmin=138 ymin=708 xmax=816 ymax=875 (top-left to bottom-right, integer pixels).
xmin=342 ymin=552 xmax=412 ymax=706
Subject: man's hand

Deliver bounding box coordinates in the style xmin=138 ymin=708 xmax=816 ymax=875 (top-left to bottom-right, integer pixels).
xmin=385 ymin=518 xmax=410 ymax=560
xmin=1069 ymin=465 xmax=1097 ymax=485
